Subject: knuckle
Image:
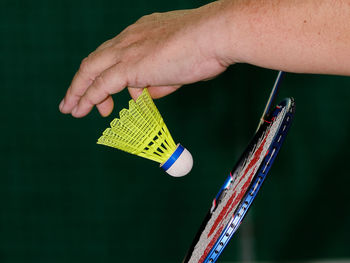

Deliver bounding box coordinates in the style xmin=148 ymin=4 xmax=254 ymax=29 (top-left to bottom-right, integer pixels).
xmin=136 ymin=15 xmax=149 ymax=23
xmin=124 ymin=23 xmax=136 ymax=31
xmin=79 ymin=57 xmax=91 ymax=74
xmin=135 ymin=15 xmax=146 ymax=23
xmin=93 ymin=75 xmax=107 ymax=89
xmin=81 ymin=95 xmax=95 ymax=106
xmin=137 ymin=12 xmax=159 ymax=22
xmin=151 ymin=12 xmax=160 ymax=17
xmin=97 ymin=39 xmax=112 ymax=50
xmin=120 ymin=24 xmax=137 ymax=38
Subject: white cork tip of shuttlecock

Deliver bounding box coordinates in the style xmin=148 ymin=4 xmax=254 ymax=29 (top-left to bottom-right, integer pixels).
xmin=160 ymin=144 xmax=193 ymax=177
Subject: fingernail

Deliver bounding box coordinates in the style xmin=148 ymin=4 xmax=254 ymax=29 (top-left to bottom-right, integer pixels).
xmin=72 ymin=106 xmax=78 ymax=116
xmin=59 ymin=99 xmax=65 ymax=111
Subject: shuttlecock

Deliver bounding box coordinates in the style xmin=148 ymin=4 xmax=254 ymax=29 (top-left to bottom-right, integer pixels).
xmin=97 ymin=89 xmax=193 ymax=177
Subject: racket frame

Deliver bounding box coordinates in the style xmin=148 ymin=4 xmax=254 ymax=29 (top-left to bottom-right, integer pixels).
xmin=182 ymin=72 xmax=295 ymax=263
xmin=202 ymin=98 xmax=295 ymax=263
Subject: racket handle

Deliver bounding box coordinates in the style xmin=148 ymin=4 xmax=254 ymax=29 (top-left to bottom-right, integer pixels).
xmin=256 ymin=71 xmax=285 ymax=132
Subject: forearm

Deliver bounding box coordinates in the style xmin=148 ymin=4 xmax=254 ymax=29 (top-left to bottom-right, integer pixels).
xmin=206 ymin=0 xmax=350 ymax=75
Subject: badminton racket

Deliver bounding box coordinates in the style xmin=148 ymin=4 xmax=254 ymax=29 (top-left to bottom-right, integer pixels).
xmin=182 ymin=71 xmax=295 ymax=263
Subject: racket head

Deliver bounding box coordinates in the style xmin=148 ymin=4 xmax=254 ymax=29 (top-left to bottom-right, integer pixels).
xmin=183 ymin=98 xmax=295 ymax=263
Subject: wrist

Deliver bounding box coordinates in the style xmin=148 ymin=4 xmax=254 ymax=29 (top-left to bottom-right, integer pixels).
xmin=194 ymin=0 xmax=248 ymax=67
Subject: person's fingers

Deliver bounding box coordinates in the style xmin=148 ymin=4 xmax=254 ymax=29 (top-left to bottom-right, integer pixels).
xmin=71 ymin=63 xmax=127 ymax=118
xmin=59 ymin=46 xmax=120 ymax=114
xmin=96 ymin=95 xmax=114 ymax=117
xmin=147 ymin=85 xmax=181 ymax=98
xmin=127 ymin=85 xmax=181 ymax=102
xmin=128 ymin=87 xmax=144 ymax=101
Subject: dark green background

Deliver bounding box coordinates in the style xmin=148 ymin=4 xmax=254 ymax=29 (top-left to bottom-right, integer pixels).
xmin=1 ymin=0 xmax=350 ymax=262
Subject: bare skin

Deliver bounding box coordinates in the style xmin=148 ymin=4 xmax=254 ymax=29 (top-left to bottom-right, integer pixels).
xmin=59 ymin=0 xmax=350 ymax=118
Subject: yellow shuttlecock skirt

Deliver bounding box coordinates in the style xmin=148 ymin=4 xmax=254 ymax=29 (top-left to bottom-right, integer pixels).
xmin=97 ymin=89 xmax=177 ymax=163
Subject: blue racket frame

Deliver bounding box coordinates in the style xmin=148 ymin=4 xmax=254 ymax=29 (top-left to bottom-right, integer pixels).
xmin=203 ymin=98 xmax=295 ymax=263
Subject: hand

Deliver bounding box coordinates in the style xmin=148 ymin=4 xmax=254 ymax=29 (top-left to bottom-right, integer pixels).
xmin=59 ymin=2 xmax=231 ymax=118
xmin=60 ymin=0 xmax=350 ymax=118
